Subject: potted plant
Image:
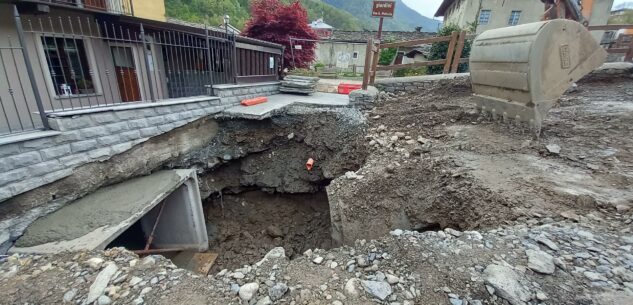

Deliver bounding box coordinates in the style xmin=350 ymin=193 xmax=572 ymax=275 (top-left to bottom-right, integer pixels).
xmin=76 ymin=78 xmax=95 ymax=94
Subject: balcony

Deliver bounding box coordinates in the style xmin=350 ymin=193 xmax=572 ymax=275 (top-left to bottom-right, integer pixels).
xmin=21 ymin=0 xmax=134 ymax=16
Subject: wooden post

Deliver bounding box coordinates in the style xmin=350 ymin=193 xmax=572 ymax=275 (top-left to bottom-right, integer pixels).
xmin=443 ymin=31 xmax=459 ymax=74
xmin=450 ymin=31 xmax=467 ymax=73
xmin=369 ymin=43 xmax=380 ymax=85
xmin=362 ymin=37 xmax=374 ymax=90
xmin=625 ymin=36 xmax=633 ymax=62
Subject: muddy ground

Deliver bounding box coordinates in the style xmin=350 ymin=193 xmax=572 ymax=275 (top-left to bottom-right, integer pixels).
xmin=329 ymin=75 xmax=633 ymax=245
xmin=205 ymin=190 xmax=332 ymax=272
xmin=1 ymin=71 xmax=632 ymax=305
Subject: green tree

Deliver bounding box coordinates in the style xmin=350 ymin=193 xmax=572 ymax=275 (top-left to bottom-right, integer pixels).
xmin=427 ymin=24 xmax=472 ymax=75
xmin=379 ymin=48 xmax=397 ymax=65
xmin=609 ymin=10 xmax=633 ymax=24
xmin=165 ymin=0 xmax=364 ymax=31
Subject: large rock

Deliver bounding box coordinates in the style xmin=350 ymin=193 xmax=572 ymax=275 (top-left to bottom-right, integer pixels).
xmin=269 ymin=283 xmax=288 ymax=301
xmin=344 ymin=278 xmax=362 ymax=298
xmin=84 ymin=263 xmax=118 ymax=304
xmin=361 ymin=280 xmax=392 ymax=301
xmin=484 ymin=264 xmax=531 ymax=305
xmin=526 ymin=249 xmax=556 ymax=274
xmin=239 ymin=283 xmax=260 ymax=301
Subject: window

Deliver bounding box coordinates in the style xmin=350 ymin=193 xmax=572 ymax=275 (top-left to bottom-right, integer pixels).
xmin=41 ymin=37 xmax=96 ymax=96
xmin=479 ymin=10 xmax=491 ymax=25
xmin=508 ymin=10 xmax=522 ymax=26
xmin=353 ymin=51 xmax=359 ymax=59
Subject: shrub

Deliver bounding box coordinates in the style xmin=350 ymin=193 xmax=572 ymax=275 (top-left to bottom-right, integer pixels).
xmin=427 ymin=23 xmax=472 ymax=75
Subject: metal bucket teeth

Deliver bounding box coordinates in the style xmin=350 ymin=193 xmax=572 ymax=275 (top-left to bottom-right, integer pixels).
xmin=469 ymin=19 xmax=607 ymax=136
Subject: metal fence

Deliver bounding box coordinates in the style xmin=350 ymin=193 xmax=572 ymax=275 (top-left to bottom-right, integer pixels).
xmin=0 ymin=4 xmax=283 ymax=136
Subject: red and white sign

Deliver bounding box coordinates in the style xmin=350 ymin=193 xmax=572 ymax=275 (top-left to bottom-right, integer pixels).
xmin=372 ymin=0 xmax=396 ymax=18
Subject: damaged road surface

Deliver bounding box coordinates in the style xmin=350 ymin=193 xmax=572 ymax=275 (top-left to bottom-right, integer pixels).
xmin=1 ymin=67 xmax=633 ymax=305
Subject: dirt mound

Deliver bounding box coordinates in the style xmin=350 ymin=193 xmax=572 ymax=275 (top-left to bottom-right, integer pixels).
xmin=328 ymin=77 xmax=633 ymax=245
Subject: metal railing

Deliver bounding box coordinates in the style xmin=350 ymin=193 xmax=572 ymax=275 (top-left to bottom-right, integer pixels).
xmin=0 ymin=5 xmax=283 ymax=136
xmin=26 ymin=0 xmax=134 ymax=16
xmin=18 ymin=14 xmax=235 ymax=111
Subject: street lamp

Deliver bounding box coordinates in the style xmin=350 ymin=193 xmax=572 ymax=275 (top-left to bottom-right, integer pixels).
xmin=223 ymin=14 xmax=230 ymax=34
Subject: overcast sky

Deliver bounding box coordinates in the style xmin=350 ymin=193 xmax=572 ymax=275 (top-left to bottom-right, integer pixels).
xmin=402 ymin=0 xmax=630 ymax=20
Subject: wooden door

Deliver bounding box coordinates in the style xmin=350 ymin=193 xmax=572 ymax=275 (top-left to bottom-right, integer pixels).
xmin=111 ymin=46 xmax=141 ymax=102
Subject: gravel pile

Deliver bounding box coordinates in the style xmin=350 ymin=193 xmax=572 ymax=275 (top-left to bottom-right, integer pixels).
xmin=1 ymin=211 xmax=632 ymax=304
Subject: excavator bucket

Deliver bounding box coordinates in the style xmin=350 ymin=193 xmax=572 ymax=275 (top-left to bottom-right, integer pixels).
xmin=469 ymin=19 xmax=607 ymax=135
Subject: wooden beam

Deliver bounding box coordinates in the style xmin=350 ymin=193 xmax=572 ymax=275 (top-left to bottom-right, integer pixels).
xmin=450 ymin=31 xmax=467 ymax=73
xmin=606 ymin=48 xmax=630 ymax=54
xmin=588 ymin=24 xmax=633 ymax=31
xmin=443 ymin=31 xmax=459 ymax=74
xmin=379 ymin=36 xmax=452 ymax=49
xmin=375 ymin=59 xmax=447 ymax=71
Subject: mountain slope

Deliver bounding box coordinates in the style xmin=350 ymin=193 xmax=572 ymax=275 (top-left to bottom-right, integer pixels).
xmin=322 ymin=0 xmax=441 ymax=32
xmin=165 ymin=0 xmax=364 ymax=31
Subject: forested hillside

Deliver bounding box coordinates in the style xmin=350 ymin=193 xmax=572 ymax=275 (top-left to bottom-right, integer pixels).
xmin=322 ymin=0 xmax=441 ymax=32
xmin=165 ymin=0 xmax=364 ymax=30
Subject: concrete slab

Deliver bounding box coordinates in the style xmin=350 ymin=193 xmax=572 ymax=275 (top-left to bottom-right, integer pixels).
xmin=10 ymin=169 xmax=208 ymax=254
xmin=221 ymin=92 xmax=349 ymax=120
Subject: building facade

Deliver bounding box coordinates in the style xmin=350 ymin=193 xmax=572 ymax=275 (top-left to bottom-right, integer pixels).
xmin=312 ymin=30 xmax=434 ymax=73
xmin=434 ymin=0 xmax=614 ymax=37
xmin=0 ymin=0 xmax=283 ymax=136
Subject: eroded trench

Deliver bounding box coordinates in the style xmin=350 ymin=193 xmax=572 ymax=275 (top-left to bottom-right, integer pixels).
xmin=164 ymin=106 xmax=367 ymax=271
xmin=104 ymin=97 xmax=512 ymax=271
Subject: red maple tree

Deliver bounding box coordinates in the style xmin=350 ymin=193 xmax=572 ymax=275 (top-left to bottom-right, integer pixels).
xmin=243 ymin=0 xmax=318 ymax=69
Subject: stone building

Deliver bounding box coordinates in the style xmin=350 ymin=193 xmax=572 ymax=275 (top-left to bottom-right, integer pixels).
xmin=434 ymin=0 xmax=614 ymax=39
xmin=311 ymin=30 xmax=434 ymax=73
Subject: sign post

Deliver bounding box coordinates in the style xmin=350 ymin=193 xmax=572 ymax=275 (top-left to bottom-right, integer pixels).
xmin=371 ymin=0 xmax=396 ymax=40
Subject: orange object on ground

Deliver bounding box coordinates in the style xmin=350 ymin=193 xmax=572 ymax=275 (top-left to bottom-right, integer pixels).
xmin=306 ymin=158 xmax=315 ymax=171
xmin=241 ymin=96 xmax=268 ymax=106
xmin=338 ymin=83 xmax=362 ymax=95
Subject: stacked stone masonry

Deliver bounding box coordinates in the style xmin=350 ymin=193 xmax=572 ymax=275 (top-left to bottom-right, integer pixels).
xmin=213 ymin=82 xmax=280 ymax=105
xmin=374 ymin=73 xmax=471 ymax=94
xmin=0 ymin=81 xmax=281 ymax=203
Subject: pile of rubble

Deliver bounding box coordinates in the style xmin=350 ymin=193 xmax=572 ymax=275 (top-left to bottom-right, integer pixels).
xmin=280 ymin=76 xmax=319 ymax=95
xmin=1 ymin=211 xmax=632 ymax=304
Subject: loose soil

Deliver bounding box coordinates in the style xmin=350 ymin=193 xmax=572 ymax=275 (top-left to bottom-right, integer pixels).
xmin=1 ymin=72 xmax=632 ymax=305
xmin=328 ymin=76 xmax=633 ymax=245
xmin=204 ymin=190 xmax=332 ymax=272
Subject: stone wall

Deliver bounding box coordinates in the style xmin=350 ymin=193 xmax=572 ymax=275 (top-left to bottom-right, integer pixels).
xmin=0 ymin=82 xmax=285 ymax=203
xmin=213 ymin=82 xmax=280 ymax=105
xmin=0 ymin=97 xmax=228 ymax=202
xmin=374 ymin=73 xmax=471 ymax=94
xmin=349 ymin=87 xmax=379 ymax=109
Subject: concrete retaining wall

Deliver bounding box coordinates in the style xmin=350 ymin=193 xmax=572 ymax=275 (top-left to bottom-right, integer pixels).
xmin=374 ymin=73 xmax=471 ymax=94
xmin=0 ymin=82 xmax=282 ymax=202
xmin=0 ymin=97 xmax=229 ymax=202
